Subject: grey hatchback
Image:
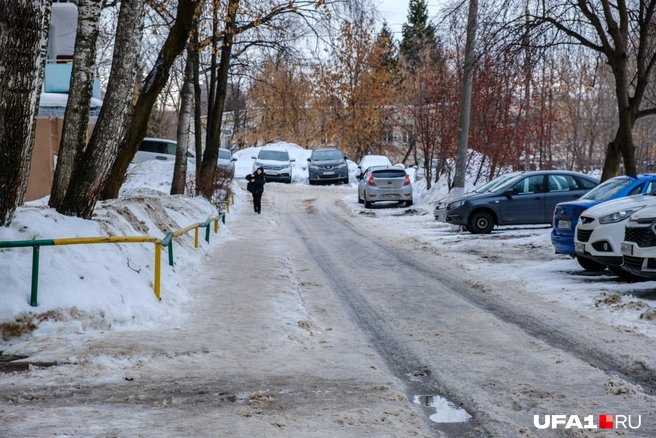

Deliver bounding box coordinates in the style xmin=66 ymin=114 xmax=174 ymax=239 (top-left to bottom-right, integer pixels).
xmin=357 ymin=165 xmax=413 ymax=208
xmin=444 ymin=170 xmax=599 ymax=233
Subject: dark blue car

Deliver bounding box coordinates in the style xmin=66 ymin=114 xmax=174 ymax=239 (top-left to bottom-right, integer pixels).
xmin=551 ymin=175 xmax=656 ymax=264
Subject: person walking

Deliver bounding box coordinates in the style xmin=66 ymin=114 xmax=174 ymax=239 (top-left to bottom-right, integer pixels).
xmin=246 ymin=167 xmax=266 ymax=213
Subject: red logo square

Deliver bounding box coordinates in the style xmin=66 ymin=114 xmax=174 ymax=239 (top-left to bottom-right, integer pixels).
xmin=599 ymin=414 xmax=613 ymax=429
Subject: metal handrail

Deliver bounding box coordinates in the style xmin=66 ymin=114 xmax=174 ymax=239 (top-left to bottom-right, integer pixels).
xmin=0 ymin=213 xmax=227 ymax=307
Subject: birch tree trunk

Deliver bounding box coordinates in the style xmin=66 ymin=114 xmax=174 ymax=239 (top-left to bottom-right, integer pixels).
xmin=0 ymin=0 xmax=51 ymax=226
xmin=99 ymin=0 xmax=199 ymax=200
xmin=49 ymin=0 xmax=102 ymax=209
xmin=171 ymin=52 xmax=195 ymax=195
xmin=57 ymin=0 xmax=145 ymax=219
xmin=197 ymin=0 xmax=239 ymax=199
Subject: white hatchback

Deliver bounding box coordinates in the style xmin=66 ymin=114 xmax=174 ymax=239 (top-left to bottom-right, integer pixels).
xmin=574 ymin=194 xmax=656 ymax=277
xmin=133 ymin=137 xmax=195 ymax=164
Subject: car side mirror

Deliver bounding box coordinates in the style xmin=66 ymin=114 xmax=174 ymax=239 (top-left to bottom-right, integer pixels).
xmin=504 ymin=188 xmax=515 ymax=198
xmin=231 ymin=158 xmax=237 ymax=161
xmin=356 ymin=174 xmax=363 ymax=181
xmin=307 ymin=158 xmax=311 ymax=162
xmin=290 ymin=159 xmax=296 ymax=162
xmin=251 ymin=156 xmax=256 ymax=159
xmin=344 ymin=155 xmax=348 ymax=160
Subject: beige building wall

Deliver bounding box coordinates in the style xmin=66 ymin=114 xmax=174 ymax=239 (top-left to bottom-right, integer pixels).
xmin=25 ymin=117 xmax=63 ymax=201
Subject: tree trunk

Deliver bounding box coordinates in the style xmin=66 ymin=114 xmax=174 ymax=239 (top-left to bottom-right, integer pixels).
xmin=197 ymin=0 xmax=239 ymax=199
xmin=192 ymin=23 xmax=203 ymax=184
xmin=601 ymin=54 xmax=637 ymax=181
xmin=99 ymin=0 xmax=199 ymax=200
xmin=57 ymin=0 xmax=145 ymax=218
xmin=171 ymin=52 xmax=194 ymax=195
xmin=0 ymin=0 xmax=51 ymax=226
xmin=49 ymin=0 xmax=102 ymax=209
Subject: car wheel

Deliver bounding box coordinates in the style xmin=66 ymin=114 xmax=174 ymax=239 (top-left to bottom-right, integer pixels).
xmin=405 ymin=200 xmax=413 ymax=207
xmin=575 ymin=255 xmax=607 ymax=271
xmin=468 ymin=211 xmax=494 ymax=234
xmin=358 ymin=192 xmax=364 ymax=204
xmin=309 ymin=180 xmax=315 ymax=186
xmin=364 ymin=200 xmax=372 ymax=208
xmin=343 ymin=177 xmax=349 ymax=184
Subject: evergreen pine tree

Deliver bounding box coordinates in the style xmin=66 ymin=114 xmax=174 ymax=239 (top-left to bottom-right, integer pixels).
xmin=400 ymin=0 xmax=435 ymax=65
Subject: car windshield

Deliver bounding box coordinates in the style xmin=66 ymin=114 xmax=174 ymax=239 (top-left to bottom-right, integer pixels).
xmin=474 ymin=173 xmax=517 ymax=193
xmin=580 ymin=177 xmax=634 ymax=201
xmin=259 ymin=150 xmax=288 ymax=161
xmin=313 ymin=150 xmax=343 ymax=161
xmin=219 ymin=150 xmax=231 ymax=160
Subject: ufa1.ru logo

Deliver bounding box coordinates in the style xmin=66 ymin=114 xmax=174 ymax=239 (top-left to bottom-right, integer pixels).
xmin=534 ymin=414 xmax=641 ymax=429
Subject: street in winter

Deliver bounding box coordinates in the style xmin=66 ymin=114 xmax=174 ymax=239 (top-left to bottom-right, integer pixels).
xmin=2 ymin=153 xmax=656 ymax=437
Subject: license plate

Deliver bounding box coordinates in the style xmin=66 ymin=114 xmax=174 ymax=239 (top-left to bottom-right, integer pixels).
xmin=621 ymin=243 xmax=633 ymax=256
xmin=574 ymin=242 xmax=585 ymax=253
xmin=558 ymin=220 xmax=571 ymax=229
xmin=266 ymin=171 xmax=278 ymax=175
xmin=382 ymin=194 xmax=397 ymax=200
xmin=323 ymin=171 xmax=335 ymax=175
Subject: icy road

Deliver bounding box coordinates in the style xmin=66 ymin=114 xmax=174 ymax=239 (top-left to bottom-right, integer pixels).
xmin=2 ymin=182 xmax=656 ymax=437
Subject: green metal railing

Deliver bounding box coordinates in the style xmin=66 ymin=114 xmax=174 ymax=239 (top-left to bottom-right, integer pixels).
xmin=0 ymin=212 xmax=226 ymax=307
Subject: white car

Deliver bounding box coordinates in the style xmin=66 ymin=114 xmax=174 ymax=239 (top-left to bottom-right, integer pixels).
xmin=357 ymin=155 xmax=391 ymax=178
xmin=574 ymin=194 xmax=655 ymax=277
xmin=217 ymin=148 xmax=237 ymax=176
xmin=620 ymin=206 xmax=656 ymax=279
xmin=252 ymin=146 xmax=295 ymax=183
xmin=133 ymin=137 xmax=196 ymax=164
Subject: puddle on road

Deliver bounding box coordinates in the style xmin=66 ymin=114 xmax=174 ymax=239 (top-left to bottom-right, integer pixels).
xmin=413 ymin=394 xmax=472 ymax=424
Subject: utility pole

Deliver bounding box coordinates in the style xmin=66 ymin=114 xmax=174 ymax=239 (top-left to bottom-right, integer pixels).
xmin=453 ymin=0 xmax=478 ymax=198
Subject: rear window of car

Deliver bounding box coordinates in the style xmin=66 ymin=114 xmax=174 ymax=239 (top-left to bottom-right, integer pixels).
xmin=139 ymin=140 xmax=176 ymax=154
xmin=371 ymin=169 xmax=407 ymax=178
xmin=219 ymin=150 xmax=232 ymax=160
xmin=580 ymin=177 xmax=634 ymax=201
xmin=312 ymin=150 xmax=343 ymax=161
xmin=259 ymin=150 xmax=288 ymax=161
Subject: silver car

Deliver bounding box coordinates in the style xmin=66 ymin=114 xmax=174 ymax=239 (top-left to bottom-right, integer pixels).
xmin=357 ymin=165 xmax=413 ymax=208
xmin=218 ymin=148 xmax=237 ymax=176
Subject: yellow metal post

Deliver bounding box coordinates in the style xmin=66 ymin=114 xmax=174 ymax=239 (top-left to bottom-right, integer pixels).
xmin=194 ymin=227 xmax=199 ymax=248
xmin=214 ymin=219 xmax=219 ymax=233
xmin=154 ymin=242 xmax=161 ymax=300
xmin=226 ymin=201 xmax=230 ymax=214
xmin=231 ymin=193 xmax=234 ymax=205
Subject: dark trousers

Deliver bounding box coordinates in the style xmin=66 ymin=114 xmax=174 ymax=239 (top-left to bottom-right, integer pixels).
xmin=252 ymin=193 xmax=262 ymax=212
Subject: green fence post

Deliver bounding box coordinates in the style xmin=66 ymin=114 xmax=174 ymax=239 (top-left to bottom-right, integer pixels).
xmin=168 ymin=242 xmax=174 ymax=266
xmin=205 ymin=225 xmax=210 ymax=243
xmin=30 ymin=246 xmax=40 ymax=307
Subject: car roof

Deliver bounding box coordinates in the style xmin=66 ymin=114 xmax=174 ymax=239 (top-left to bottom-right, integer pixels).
xmin=313 ymin=147 xmax=342 ymax=152
xmin=369 ymin=165 xmax=403 ymax=171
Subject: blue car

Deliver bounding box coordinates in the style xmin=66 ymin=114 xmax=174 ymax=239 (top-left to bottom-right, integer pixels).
xmin=551 ymin=175 xmax=656 ymax=268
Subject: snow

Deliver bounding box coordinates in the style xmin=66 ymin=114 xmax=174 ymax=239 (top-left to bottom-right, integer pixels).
xmin=3 ymin=142 xmax=656 ymax=434
xmin=3 ymin=143 xmax=655 ymax=345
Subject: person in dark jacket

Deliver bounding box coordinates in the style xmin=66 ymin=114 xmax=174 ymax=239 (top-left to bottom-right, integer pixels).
xmin=246 ymin=167 xmax=266 ymax=213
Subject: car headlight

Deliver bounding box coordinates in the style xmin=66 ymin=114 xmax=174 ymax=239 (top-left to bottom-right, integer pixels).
xmin=448 ymin=200 xmax=465 ymax=209
xmin=599 ymin=206 xmax=645 ymax=224
xmin=336 ymin=162 xmax=347 ymax=168
xmin=309 ymin=165 xmax=320 ymax=170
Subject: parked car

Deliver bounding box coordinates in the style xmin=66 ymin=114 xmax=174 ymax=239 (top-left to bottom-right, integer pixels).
xmin=444 ymin=170 xmax=599 ymax=234
xmin=620 ymin=206 xmax=656 ymax=279
xmin=434 ymin=172 xmax=521 ymax=222
xmin=552 ymin=175 xmax=656 ymax=268
xmin=133 ymin=137 xmax=195 ymax=163
xmin=357 ymin=155 xmax=391 ymax=179
xmin=574 ymin=194 xmax=656 ymax=275
xmin=252 ymin=146 xmax=295 ymax=183
xmin=357 ymin=165 xmax=412 ymax=207
xmin=217 ymin=148 xmax=237 ymax=176
xmin=307 ymin=147 xmax=349 ymax=185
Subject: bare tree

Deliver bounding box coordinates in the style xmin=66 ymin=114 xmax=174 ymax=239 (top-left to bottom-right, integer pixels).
xmin=171 ymin=51 xmax=194 ymax=195
xmin=529 ymin=0 xmax=656 ymax=181
xmin=57 ymin=0 xmax=146 ymax=218
xmin=0 ymin=0 xmax=51 ymax=225
xmin=49 ymin=0 xmax=102 ymax=209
